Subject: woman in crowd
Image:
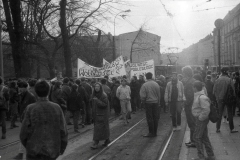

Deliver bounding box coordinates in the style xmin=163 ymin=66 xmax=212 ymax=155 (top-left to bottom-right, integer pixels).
xmin=91 ymin=82 xmax=110 ymax=149
xmin=9 ymin=81 xmax=19 ymax=129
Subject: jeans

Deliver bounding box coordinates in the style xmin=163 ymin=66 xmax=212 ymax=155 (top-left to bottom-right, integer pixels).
xmin=131 ymin=96 xmax=138 ymax=112
xmin=194 ymin=118 xmax=214 ymax=159
xmin=184 ymin=104 xmax=195 ymax=143
xmin=0 ymin=110 xmax=6 ymax=134
xmin=216 ymin=99 xmax=234 ymax=130
xmin=120 ymin=100 xmax=132 ymax=122
xmin=169 ymin=102 xmax=182 ymax=127
xmin=145 ymin=103 xmax=160 ymax=135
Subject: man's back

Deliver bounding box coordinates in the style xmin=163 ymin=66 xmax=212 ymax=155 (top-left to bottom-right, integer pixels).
xmin=20 ymin=100 xmax=68 ymax=159
xmin=213 ymin=75 xmax=231 ymax=100
xmin=140 ymin=80 xmax=160 ymax=104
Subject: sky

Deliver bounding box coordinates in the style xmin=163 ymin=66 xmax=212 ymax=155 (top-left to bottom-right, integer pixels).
xmin=102 ymin=0 xmax=240 ymax=52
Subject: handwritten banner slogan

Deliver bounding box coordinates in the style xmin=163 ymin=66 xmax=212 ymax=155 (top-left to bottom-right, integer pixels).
xmin=78 ymin=56 xmax=126 ymax=78
xmin=130 ymin=59 xmax=155 ymax=78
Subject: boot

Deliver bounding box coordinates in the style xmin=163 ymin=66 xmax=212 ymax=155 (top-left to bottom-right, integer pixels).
xmin=102 ymin=139 xmax=111 ymax=147
xmin=13 ymin=153 xmax=23 ymax=159
xmin=1 ymin=133 xmax=6 ymax=139
xmin=90 ymin=142 xmax=98 ymax=149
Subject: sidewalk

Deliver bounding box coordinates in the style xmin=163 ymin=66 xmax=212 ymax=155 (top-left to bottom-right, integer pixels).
xmin=179 ymin=116 xmax=240 ymax=160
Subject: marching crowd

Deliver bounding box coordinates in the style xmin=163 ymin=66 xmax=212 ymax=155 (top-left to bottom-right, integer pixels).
xmin=0 ymin=65 xmax=240 ymax=160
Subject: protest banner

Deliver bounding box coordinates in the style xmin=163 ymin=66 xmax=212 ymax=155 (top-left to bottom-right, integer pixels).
xmin=103 ymin=58 xmax=110 ymax=65
xmin=130 ymin=59 xmax=155 ymax=78
xmin=78 ymin=56 xmax=126 ymax=78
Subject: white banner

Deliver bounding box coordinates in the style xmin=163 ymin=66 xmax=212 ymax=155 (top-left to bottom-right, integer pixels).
xmin=103 ymin=58 xmax=110 ymax=65
xmin=130 ymin=59 xmax=155 ymax=78
xmin=78 ymin=56 xmax=126 ymax=78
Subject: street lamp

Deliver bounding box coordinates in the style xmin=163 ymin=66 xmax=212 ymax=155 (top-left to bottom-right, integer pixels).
xmin=214 ymin=19 xmax=224 ymax=74
xmin=112 ymin=9 xmax=131 ymax=60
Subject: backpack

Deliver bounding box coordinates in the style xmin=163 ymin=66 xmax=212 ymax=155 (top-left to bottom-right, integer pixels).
xmin=0 ymin=86 xmax=6 ymax=107
xmin=198 ymin=95 xmax=219 ymax=123
xmin=224 ymin=81 xmax=236 ymax=105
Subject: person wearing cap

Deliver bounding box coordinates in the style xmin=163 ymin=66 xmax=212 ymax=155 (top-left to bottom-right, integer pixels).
xmin=165 ymin=72 xmax=185 ymax=131
xmin=213 ymin=67 xmax=238 ymax=133
xmin=116 ymin=78 xmax=132 ymax=125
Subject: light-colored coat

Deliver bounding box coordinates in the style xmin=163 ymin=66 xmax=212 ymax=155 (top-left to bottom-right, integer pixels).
xmin=164 ymin=80 xmax=186 ymax=103
xmin=192 ymin=90 xmax=210 ymax=121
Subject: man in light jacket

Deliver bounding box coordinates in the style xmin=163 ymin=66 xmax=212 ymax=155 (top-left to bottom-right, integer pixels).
xmin=140 ymin=72 xmax=160 ymax=137
xmin=192 ymin=81 xmax=215 ymax=160
xmin=165 ymin=72 xmax=185 ymax=131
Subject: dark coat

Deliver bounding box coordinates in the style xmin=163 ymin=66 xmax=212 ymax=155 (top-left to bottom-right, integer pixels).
xmin=130 ymin=80 xmax=140 ymax=98
xmin=67 ymin=90 xmax=83 ymax=111
xmin=19 ymin=90 xmax=36 ymax=116
xmin=92 ymin=87 xmax=110 ymax=141
xmin=20 ymin=99 xmax=68 ymax=159
xmin=77 ymin=85 xmax=89 ymax=104
xmin=182 ymin=78 xmax=195 ymax=108
xmin=61 ymin=84 xmax=71 ymax=101
xmin=205 ymin=79 xmax=214 ymax=101
xmin=81 ymin=82 xmax=92 ymax=100
xmin=0 ymin=85 xmax=9 ymax=111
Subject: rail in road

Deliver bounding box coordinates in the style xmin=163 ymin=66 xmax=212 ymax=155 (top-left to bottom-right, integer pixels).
xmin=0 ymin=114 xmax=120 ymax=150
xmin=88 ymin=117 xmax=175 ymax=160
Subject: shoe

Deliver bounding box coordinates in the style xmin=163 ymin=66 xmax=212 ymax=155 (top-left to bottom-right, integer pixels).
xmin=185 ymin=141 xmax=191 ymax=145
xmin=206 ymin=156 xmax=216 ymax=160
xmin=90 ymin=143 xmax=98 ymax=149
xmin=173 ymin=127 xmax=177 ymax=131
xmin=216 ymin=129 xmax=220 ymax=133
xmin=1 ymin=133 xmax=6 ymax=139
xmin=13 ymin=153 xmax=23 ymax=159
xmin=186 ymin=143 xmax=196 ymax=148
xmin=102 ymin=139 xmax=111 ymax=147
xmin=67 ymin=122 xmax=73 ymax=125
xmin=176 ymin=126 xmax=181 ymax=130
xmin=143 ymin=133 xmax=155 ymax=137
xmin=230 ymin=129 xmax=238 ymax=133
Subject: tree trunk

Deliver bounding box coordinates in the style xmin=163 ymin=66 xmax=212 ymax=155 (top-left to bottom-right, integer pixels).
xmin=3 ymin=0 xmax=30 ymax=78
xmin=48 ymin=58 xmax=55 ymax=78
xmin=59 ymin=0 xmax=72 ymax=77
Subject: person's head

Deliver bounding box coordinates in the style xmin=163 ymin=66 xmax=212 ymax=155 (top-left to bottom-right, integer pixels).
xmin=177 ymin=74 xmax=183 ymax=81
xmin=18 ymin=81 xmax=28 ymax=93
xmin=221 ymin=67 xmax=228 ymax=75
xmin=112 ymin=77 xmax=117 ymax=84
xmin=206 ymin=75 xmax=211 ymax=80
xmin=28 ymin=79 xmax=37 ymax=88
xmin=75 ymin=79 xmax=81 ymax=85
xmin=193 ymin=74 xmax=203 ymax=82
xmin=145 ymin=72 xmax=153 ymax=80
xmin=104 ymin=75 xmax=109 ymax=80
xmin=35 ymin=80 xmax=50 ymax=98
xmin=159 ymin=75 xmax=166 ymax=83
xmin=9 ymin=81 xmax=17 ymax=89
xmin=54 ymin=81 xmax=62 ymax=90
xmin=133 ymin=76 xmax=137 ymax=81
xmin=182 ymin=66 xmax=193 ymax=78
xmin=0 ymin=77 xmax=2 ymax=85
xmin=121 ymin=78 xmax=127 ymax=86
xmin=94 ymin=82 xmax=102 ymax=93
xmin=193 ymin=81 xmax=203 ymax=93
xmin=101 ymin=78 xmax=107 ymax=85
xmin=172 ymin=72 xmax=178 ymax=81
xmin=71 ymin=84 xmax=78 ymax=91
xmin=80 ymin=77 xmax=86 ymax=82
xmin=56 ymin=72 xmax=62 ymax=79
xmin=63 ymin=77 xmax=69 ymax=84
xmin=122 ymin=75 xmax=127 ymax=79
xmin=207 ymin=70 xmax=212 ymax=75
xmin=139 ymin=75 xmax=144 ymax=80
xmin=68 ymin=81 xmax=73 ymax=88
xmin=115 ymin=80 xmax=120 ymax=85
xmin=235 ymin=71 xmax=239 ymax=76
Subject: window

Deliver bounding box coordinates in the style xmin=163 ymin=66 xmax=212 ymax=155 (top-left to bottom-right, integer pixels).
xmin=234 ymin=17 xmax=238 ymax=28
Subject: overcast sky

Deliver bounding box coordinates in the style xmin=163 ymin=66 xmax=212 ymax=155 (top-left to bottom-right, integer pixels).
xmin=103 ymin=0 xmax=239 ymax=52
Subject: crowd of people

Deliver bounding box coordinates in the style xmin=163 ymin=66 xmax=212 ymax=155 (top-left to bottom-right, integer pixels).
xmin=0 ymin=65 xmax=240 ymax=160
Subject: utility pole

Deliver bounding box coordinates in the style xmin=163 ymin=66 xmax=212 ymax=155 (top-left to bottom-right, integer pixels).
xmin=0 ymin=9 xmax=3 ymax=82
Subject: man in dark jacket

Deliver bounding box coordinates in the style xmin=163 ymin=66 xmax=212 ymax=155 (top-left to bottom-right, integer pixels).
xmin=62 ymin=77 xmax=72 ymax=125
xmin=14 ymin=80 xmax=36 ymax=160
xmin=182 ymin=66 xmax=196 ymax=147
xmin=20 ymin=80 xmax=68 ymax=160
xmin=0 ymin=77 xmax=9 ymax=139
xmin=130 ymin=76 xmax=140 ymax=113
xmin=81 ymin=77 xmax=93 ymax=125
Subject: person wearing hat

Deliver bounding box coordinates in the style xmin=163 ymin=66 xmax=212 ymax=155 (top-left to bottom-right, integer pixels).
xmin=213 ymin=67 xmax=238 ymax=133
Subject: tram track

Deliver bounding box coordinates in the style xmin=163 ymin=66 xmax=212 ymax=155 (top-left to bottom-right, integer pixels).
xmin=0 ymin=114 xmax=120 ymax=150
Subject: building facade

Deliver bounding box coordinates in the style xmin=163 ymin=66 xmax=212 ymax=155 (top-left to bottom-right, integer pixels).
xmin=213 ymin=3 xmax=240 ymax=67
xmin=115 ymin=30 xmax=161 ymax=65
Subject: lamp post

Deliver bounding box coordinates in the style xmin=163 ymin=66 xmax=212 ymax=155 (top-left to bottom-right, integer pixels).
xmin=214 ymin=19 xmax=224 ymax=74
xmin=0 ymin=8 xmax=3 ymax=82
xmin=112 ymin=9 xmax=131 ymax=60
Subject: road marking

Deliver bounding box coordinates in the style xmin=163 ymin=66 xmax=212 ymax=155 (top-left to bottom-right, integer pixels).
xmin=88 ymin=118 xmax=146 ymax=160
xmin=158 ymin=130 xmax=174 ymax=160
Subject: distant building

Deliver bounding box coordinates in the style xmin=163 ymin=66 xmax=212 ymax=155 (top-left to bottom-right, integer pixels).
xmin=162 ymin=34 xmax=214 ymax=66
xmin=213 ymin=3 xmax=240 ymax=67
xmin=115 ymin=30 xmax=161 ymax=65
